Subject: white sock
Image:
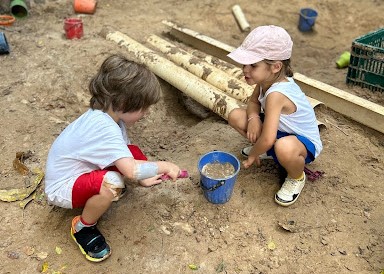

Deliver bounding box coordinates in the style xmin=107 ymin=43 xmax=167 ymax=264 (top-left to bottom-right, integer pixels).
xmin=75 ymin=218 xmax=96 ymax=232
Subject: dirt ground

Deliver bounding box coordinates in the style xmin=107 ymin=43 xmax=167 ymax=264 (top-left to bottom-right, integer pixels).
xmin=0 ymin=0 xmax=383 ymax=273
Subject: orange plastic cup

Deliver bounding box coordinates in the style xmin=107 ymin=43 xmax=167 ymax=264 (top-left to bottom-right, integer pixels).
xmin=73 ymin=0 xmax=97 ymax=14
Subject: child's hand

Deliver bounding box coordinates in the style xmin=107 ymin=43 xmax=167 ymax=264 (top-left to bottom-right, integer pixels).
xmin=243 ymin=155 xmax=260 ymax=169
xmin=161 ymin=170 xmax=189 ymax=180
xmin=139 ymin=175 xmax=163 ymax=187
xmin=164 ymin=166 xmax=181 ymax=181
xmin=247 ymin=120 xmax=262 ymax=143
xmin=156 ymin=162 xmax=181 ymax=182
xmin=145 ymin=161 xmax=181 ymax=183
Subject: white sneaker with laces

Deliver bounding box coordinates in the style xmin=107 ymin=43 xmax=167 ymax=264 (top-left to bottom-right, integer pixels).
xmin=275 ymin=173 xmax=306 ymax=206
xmin=241 ymin=146 xmax=273 ymax=160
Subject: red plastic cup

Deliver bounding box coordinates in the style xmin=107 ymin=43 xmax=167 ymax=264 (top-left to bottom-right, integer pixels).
xmin=64 ymin=18 xmax=83 ymax=39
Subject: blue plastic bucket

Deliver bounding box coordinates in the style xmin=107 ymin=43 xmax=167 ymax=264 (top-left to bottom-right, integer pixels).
xmin=0 ymin=32 xmax=10 ymax=54
xmin=198 ymin=151 xmax=240 ymax=204
xmin=298 ymin=8 xmax=318 ymax=32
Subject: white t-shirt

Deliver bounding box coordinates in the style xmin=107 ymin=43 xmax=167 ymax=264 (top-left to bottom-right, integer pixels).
xmin=45 ymin=109 xmax=133 ymax=208
xmin=258 ymin=78 xmax=323 ymax=158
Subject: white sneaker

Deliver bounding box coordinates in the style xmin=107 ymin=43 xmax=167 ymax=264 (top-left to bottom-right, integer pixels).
xmin=275 ymin=173 xmax=306 ymax=206
xmin=241 ymin=146 xmax=273 ymax=160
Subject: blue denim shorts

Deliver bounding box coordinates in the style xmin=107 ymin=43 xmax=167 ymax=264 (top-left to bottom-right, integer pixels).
xmin=267 ymin=130 xmax=316 ymax=165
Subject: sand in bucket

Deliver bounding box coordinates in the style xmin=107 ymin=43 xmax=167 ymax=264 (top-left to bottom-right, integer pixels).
xmin=202 ymin=162 xmax=235 ymax=179
xmin=198 ymin=151 xmax=240 ymax=204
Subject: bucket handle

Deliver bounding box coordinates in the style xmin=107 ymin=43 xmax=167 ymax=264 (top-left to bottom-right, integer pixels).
xmin=200 ymin=180 xmax=225 ymax=192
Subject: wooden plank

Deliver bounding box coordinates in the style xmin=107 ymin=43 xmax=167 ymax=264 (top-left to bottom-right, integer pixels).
xmin=163 ymin=21 xmax=384 ymax=134
xmin=162 ymin=20 xmax=238 ymax=65
xmin=294 ymin=73 xmax=384 ymax=133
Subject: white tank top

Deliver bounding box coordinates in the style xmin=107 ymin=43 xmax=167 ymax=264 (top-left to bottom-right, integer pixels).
xmin=258 ymin=77 xmax=323 ymax=157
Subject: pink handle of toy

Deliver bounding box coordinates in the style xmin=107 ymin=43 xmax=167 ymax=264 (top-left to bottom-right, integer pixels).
xmin=161 ymin=170 xmax=189 ymax=180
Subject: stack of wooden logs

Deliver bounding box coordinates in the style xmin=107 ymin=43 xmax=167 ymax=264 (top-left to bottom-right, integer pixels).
xmin=104 ymin=29 xmax=322 ymax=122
xmin=105 ymin=30 xmax=247 ymax=120
xmin=103 ymin=23 xmax=384 ymax=134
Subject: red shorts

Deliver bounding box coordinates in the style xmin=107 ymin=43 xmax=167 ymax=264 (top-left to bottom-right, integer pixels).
xmin=72 ymin=145 xmax=147 ymax=208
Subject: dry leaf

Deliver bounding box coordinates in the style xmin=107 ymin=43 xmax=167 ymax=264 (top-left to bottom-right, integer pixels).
xmin=55 ymin=246 xmax=62 ymax=255
xmin=35 ymin=251 xmax=48 ymax=261
xmin=188 ymin=264 xmax=198 ymax=270
xmin=278 ymin=220 xmax=297 ymax=232
xmin=41 ymin=261 xmax=49 ymax=273
xmin=267 ymin=238 xmax=276 ymax=250
xmin=13 ymin=152 xmax=30 ymax=175
xmin=23 ymin=246 xmax=35 ymax=256
xmin=0 ymin=169 xmax=44 ymax=202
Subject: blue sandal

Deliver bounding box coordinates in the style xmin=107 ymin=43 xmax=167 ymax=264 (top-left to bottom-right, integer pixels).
xmin=71 ymin=216 xmax=111 ymax=262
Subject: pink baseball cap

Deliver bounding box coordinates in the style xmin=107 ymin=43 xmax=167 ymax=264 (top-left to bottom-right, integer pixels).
xmin=227 ymin=25 xmax=293 ymax=65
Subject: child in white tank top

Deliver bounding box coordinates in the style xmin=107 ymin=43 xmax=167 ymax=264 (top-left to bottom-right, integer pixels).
xmin=227 ymin=25 xmax=323 ymax=207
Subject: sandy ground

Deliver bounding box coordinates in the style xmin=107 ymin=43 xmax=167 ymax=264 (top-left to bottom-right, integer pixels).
xmin=0 ymin=0 xmax=383 ymax=273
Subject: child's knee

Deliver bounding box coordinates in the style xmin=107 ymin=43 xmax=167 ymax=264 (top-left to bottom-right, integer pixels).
xmin=228 ymin=108 xmax=246 ymax=127
xmin=228 ymin=108 xmax=239 ymax=122
xmin=102 ymin=171 xmax=125 ymax=201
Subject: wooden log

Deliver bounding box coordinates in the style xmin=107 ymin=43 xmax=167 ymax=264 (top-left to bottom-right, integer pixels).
xmin=146 ymin=34 xmax=253 ymax=103
xmin=148 ymin=33 xmax=324 ymax=126
xmin=163 ymin=21 xmax=384 ymax=134
xmin=148 ymin=35 xmax=323 ymax=109
xmin=294 ymin=73 xmax=384 ymax=134
xmin=188 ymin=48 xmax=324 ymax=109
xmin=232 ymin=5 xmax=250 ymax=32
xmin=192 ymin=52 xmax=244 ymax=79
xmin=162 ymin=20 xmax=237 ymax=65
xmin=104 ymin=30 xmax=245 ymax=120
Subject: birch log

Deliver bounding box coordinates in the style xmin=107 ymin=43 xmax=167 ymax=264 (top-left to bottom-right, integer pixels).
xmin=105 ymin=30 xmax=245 ymax=120
xmin=190 ymin=51 xmax=244 ymax=79
xmin=189 ymin=48 xmax=324 ymax=109
xmin=147 ymin=34 xmax=253 ymax=103
xmin=149 ymin=36 xmax=323 ymax=110
xmin=232 ymin=5 xmax=251 ymax=32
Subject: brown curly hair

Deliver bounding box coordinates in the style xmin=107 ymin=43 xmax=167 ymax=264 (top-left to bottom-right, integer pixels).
xmin=89 ymin=54 xmax=161 ymax=113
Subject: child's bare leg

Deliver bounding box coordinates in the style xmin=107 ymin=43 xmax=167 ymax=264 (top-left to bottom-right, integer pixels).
xmin=71 ymin=185 xmax=113 ymax=262
xmin=274 ymin=136 xmax=307 ymax=178
xmin=80 ymin=171 xmax=125 ymax=223
xmin=228 ymin=108 xmax=248 ymax=138
xmin=274 ymin=136 xmax=308 ymax=206
xmin=81 ymin=185 xmax=114 ymax=224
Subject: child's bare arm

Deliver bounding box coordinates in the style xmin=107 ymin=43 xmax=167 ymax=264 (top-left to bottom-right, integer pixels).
xmin=243 ymin=92 xmax=282 ymax=168
xmin=246 ymin=86 xmax=263 ymax=143
xmin=246 ymin=85 xmax=262 ymax=117
xmin=114 ymin=157 xmax=181 ymax=181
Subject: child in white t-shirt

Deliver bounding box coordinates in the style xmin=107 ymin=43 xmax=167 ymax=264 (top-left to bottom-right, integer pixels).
xmin=227 ymin=25 xmax=322 ymax=207
xmin=45 ymin=54 xmax=181 ymax=262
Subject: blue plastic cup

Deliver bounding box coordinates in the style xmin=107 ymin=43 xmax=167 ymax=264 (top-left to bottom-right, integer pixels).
xmin=298 ymin=8 xmax=318 ymax=32
xmin=198 ymin=151 xmax=240 ymax=204
xmin=0 ymin=32 xmax=10 ymax=54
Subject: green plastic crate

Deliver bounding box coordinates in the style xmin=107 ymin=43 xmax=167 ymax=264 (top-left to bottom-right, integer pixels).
xmin=346 ymin=28 xmax=384 ymax=92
